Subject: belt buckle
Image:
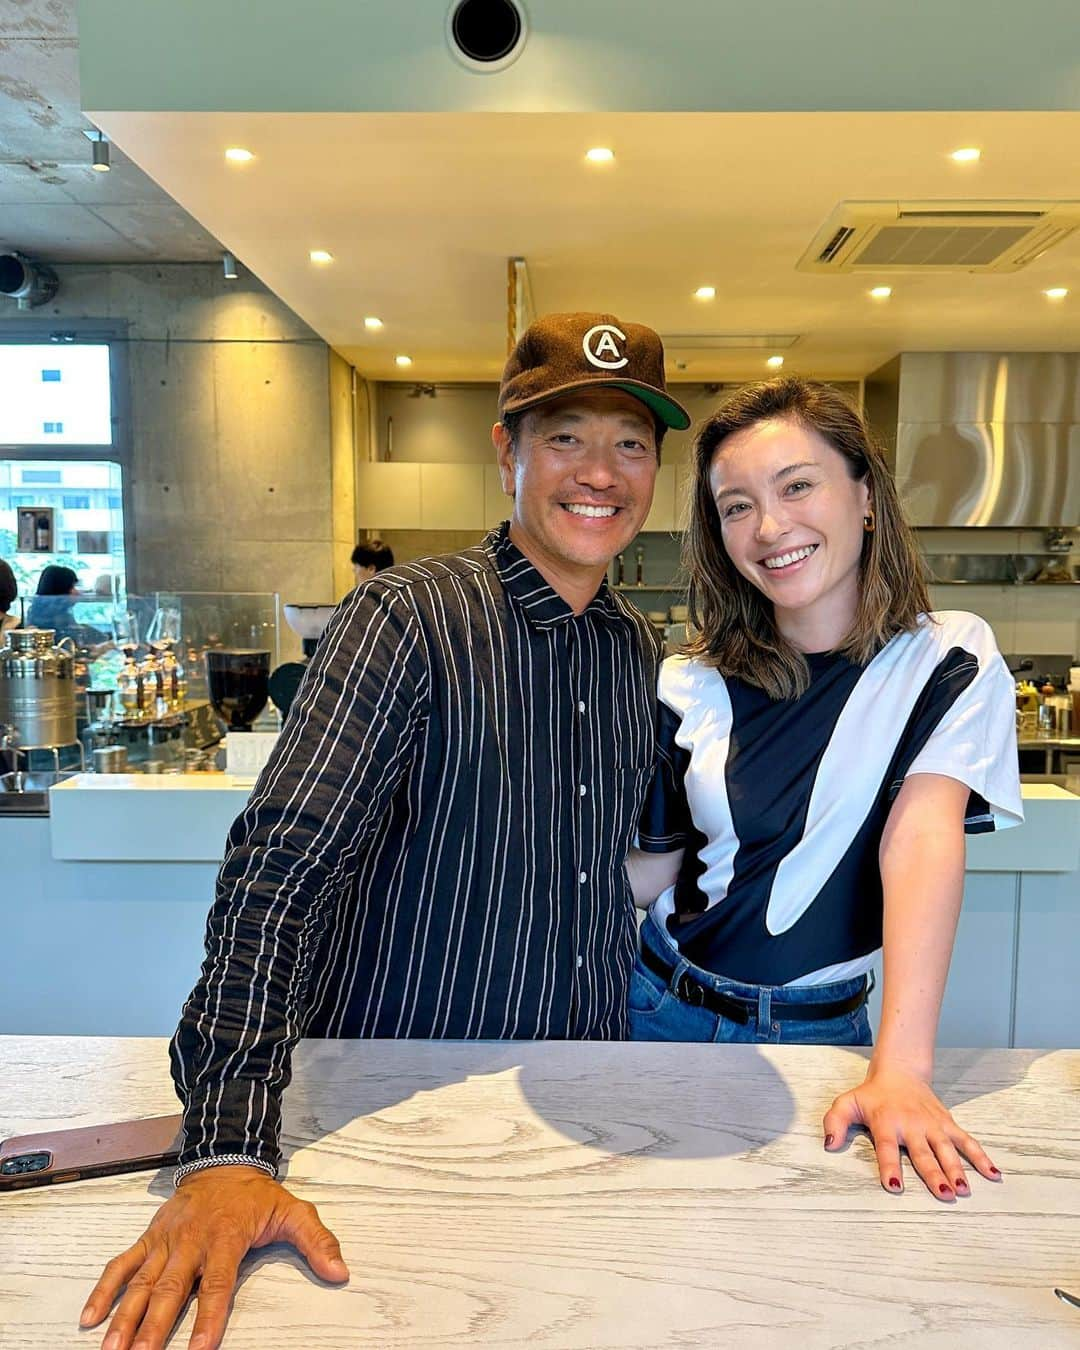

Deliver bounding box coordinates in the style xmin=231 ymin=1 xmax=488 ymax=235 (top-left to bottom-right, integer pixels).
xmin=675 ymin=972 xmax=705 ymax=1008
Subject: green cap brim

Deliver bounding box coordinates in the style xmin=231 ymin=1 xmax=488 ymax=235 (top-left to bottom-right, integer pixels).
xmin=608 ymin=381 xmax=691 ymax=431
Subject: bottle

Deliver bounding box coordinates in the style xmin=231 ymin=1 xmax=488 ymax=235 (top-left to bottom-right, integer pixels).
xmin=635 ymin=545 xmax=645 ymax=586
xmin=614 ymin=553 xmax=625 ymax=586
xmin=1015 ymin=680 xmax=1039 ymax=738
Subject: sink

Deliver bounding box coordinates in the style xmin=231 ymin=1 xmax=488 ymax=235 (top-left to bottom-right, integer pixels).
xmin=0 ymin=769 xmax=78 ymax=815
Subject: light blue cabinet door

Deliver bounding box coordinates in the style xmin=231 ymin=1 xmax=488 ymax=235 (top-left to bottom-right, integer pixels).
xmin=1013 ymin=871 xmax=1080 ymax=1049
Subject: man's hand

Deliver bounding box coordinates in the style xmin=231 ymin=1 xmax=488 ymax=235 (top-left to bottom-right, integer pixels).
xmin=80 ymin=1164 xmax=348 ymax=1350
xmin=823 ymin=1060 xmax=1002 ymax=1200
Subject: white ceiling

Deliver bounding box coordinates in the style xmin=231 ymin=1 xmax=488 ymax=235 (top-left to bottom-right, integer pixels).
xmin=4 ymin=0 xmax=1078 ymax=382
xmin=0 ymin=0 xmax=222 ymax=262
xmin=92 ymin=108 xmax=1080 ymax=382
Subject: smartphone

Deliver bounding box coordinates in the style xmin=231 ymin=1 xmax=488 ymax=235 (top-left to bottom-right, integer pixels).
xmin=0 ymin=1114 xmax=184 ymax=1191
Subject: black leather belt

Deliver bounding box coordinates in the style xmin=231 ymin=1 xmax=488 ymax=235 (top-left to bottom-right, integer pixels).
xmin=640 ymin=942 xmax=870 ymax=1025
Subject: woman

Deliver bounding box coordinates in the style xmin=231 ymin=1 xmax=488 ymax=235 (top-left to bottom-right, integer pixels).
xmin=27 ymin=564 xmax=107 ymax=648
xmin=627 ymin=377 xmax=1022 ymax=1201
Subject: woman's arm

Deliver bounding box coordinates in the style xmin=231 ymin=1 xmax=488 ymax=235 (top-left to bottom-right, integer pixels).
xmin=625 ymin=847 xmax=684 ymax=909
xmin=822 ymin=772 xmax=1000 ymax=1199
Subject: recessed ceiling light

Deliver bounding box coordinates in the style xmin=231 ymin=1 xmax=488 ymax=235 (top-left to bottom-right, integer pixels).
xmin=585 ymin=147 xmax=615 ymax=164
xmin=694 ymin=286 xmax=716 ymax=301
xmin=766 ymin=355 xmax=784 ymax=369
xmin=364 ymin=316 xmax=384 ymax=330
xmin=870 ymin=285 xmax=893 ymax=300
xmin=225 ymin=147 xmax=254 ymax=163
xmin=395 ymin=354 xmax=413 ymax=367
xmin=1045 ymin=287 xmax=1069 ymax=300
xmin=309 ymin=250 xmax=334 ymax=264
xmin=950 ymin=147 xmax=981 ymax=163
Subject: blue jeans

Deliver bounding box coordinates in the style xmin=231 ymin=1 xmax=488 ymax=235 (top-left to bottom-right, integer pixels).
xmin=629 ymin=914 xmax=873 ymax=1046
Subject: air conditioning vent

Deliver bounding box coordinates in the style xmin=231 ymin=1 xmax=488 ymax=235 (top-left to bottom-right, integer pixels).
xmin=798 ymin=201 xmax=1080 ymax=273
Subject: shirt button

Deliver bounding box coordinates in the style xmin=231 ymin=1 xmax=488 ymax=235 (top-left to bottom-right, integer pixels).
xmin=576 ymin=955 xmax=584 ymax=969
xmin=579 ymin=784 xmax=586 ymax=797
xmin=577 ymin=700 xmax=586 ymax=714
xmin=579 ymin=871 xmax=587 ymax=884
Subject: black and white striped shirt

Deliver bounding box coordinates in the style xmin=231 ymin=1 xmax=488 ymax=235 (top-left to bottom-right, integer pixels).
xmin=170 ymin=524 xmax=660 ymax=1173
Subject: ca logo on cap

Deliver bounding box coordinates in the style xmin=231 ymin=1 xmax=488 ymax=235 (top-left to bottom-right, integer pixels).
xmin=582 ymin=323 xmax=629 ymax=370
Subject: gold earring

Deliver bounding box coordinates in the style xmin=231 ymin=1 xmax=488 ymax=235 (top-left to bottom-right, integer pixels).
xmin=863 ymin=508 xmax=875 ymax=533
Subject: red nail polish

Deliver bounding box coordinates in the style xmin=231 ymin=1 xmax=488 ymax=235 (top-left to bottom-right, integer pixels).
xmin=939 ymin=1183 xmax=953 ymax=1196
xmin=888 ymin=1177 xmax=902 ymax=1190
xmin=989 ymin=1165 xmax=1001 ymax=1177
xmin=824 ymin=1134 xmax=834 ymax=1148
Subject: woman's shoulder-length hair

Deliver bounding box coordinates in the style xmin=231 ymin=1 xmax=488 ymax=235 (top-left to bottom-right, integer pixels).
xmin=682 ymin=376 xmax=931 ymax=701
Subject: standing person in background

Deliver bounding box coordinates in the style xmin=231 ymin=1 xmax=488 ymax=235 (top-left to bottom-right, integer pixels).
xmin=350 ymin=537 xmax=394 ymax=587
xmin=81 ymin=312 xmax=690 ymax=1350
xmin=627 ymin=377 xmax=1022 ymax=1201
xmin=0 ymin=559 xmax=19 ymax=637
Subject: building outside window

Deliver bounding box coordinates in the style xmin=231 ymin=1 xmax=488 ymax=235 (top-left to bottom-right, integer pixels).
xmin=0 ymin=341 xmax=127 ymax=615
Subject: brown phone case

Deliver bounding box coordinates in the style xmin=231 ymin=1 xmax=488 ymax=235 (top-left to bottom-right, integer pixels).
xmin=0 ymin=1114 xmax=184 ymax=1191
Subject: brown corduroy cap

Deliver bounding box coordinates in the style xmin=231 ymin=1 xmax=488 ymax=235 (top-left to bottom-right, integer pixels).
xmin=499 ymin=312 xmax=691 ymax=431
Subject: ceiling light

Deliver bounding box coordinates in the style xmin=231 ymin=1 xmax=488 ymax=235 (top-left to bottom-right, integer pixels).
xmin=869 ymin=285 xmax=892 ymax=299
xmin=222 ymin=252 xmax=238 ymax=280
xmin=309 ymin=250 xmax=334 ymax=264
xmin=766 ymin=355 xmax=784 ymax=369
xmin=1045 ymin=287 xmax=1069 ymax=300
xmin=90 ymin=133 xmax=110 ymax=172
xmin=364 ymin=316 xmax=384 ymax=330
xmin=585 ymin=147 xmax=614 ymax=164
xmin=395 ymin=354 xmax=413 ymax=367
xmin=950 ymin=147 xmax=981 ymax=163
xmin=225 ymin=147 xmax=254 ymax=163
xmin=694 ymin=286 xmax=716 ymax=301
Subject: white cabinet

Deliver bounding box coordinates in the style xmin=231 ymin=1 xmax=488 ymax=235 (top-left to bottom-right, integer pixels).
xmin=642 ymin=465 xmax=677 ymax=532
xmin=419 ymin=464 xmax=484 ymax=530
xmin=355 ymin=462 xmax=421 ymax=529
xmin=675 ymin=461 xmax=696 ymax=531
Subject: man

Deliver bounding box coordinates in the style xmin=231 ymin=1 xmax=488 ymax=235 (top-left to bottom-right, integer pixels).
xmin=81 ymin=313 xmax=690 ymax=1350
xmin=349 ymin=536 xmax=394 ymax=587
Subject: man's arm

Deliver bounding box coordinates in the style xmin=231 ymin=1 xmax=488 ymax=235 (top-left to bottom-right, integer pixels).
xmin=81 ymin=580 xmax=428 ymax=1350
xmin=171 ymin=579 xmax=428 ymax=1173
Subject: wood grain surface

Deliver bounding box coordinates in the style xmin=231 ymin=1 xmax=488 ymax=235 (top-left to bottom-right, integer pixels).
xmin=1 ymin=1038 xmax=1078 ymax=1348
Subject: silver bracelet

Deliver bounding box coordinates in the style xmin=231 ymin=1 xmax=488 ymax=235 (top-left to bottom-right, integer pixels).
xmin=173 ymin=1154 xmax=277 ymax=1188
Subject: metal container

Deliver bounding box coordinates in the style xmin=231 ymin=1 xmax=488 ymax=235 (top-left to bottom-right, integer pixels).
xmin=0 ymin=628 xmax=78 ymax=749
xmin=92 ymin=744 xmax=128 ymax=774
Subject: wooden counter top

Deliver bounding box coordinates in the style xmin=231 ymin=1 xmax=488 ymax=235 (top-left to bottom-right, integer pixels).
xmin=2 ymin=1037 xmax=1079 ymax=1347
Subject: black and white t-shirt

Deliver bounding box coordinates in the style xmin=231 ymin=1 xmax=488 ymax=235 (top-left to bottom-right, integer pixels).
xmin=638 ymin=611 xmax=1023 ymax=987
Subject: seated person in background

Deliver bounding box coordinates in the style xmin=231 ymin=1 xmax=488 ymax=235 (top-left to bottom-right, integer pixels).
xmin=350 ymin=537 xmax=394 ymax=587
xmin=27 ymin=564 xmax=108 ymax=649
xmin=627 ymin=376 xmax=1022 ymax=1201
xmin=0 ymin=559 xmax=19 ymax=637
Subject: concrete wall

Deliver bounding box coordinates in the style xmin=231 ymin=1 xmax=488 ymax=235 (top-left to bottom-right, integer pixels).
xmin=2 ymin=263 xmax=351 ymax=626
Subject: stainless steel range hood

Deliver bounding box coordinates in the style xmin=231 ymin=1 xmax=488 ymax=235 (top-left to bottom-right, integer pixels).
xmin=865 ymin=353 xmax=1080 ymax=526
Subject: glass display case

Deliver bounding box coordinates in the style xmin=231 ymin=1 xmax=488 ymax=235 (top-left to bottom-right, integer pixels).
xmin=12 ymin=589 xmax=282 ymax=770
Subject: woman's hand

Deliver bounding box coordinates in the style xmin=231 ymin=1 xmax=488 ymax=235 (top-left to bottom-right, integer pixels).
xmin=822 ymin=1059 xmax=1002 ymax=1200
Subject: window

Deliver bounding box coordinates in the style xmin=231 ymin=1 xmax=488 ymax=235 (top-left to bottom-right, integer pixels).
xmin=0 ymin=459 xmax=127 ymax=598
xmin=0 ymin=345 xmax=112 ymax=445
